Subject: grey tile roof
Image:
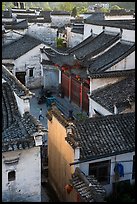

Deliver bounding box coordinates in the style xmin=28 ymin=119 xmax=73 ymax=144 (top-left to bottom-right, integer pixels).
xmin=84 ymin=12 xmax=105 ymax=21
xmin=51 ymin=10 xmax=70 ymax=15
xmin=2 ymin=111 xmax=47 ymax=152
xmin=84 ymin=19 xmax=135 ymax=30
xmin=90 ymin=75 xmax=135 ymax=113
xmin=70 ymin=167 xmax=106 ymax=202
xmin=72 ymin=31 xmax=121 ymax=59
xmin=2 ymin=34 xmax=42 ymax=59
xmin=40 ymin=10 xmax=51 ymax=23
xmin=71 ymin=24 xmax=84 ymax=35
xmin=43 ymin=31 xmax=121 ymax=67
xmin=2 ymin=18 xmax=28 ymax=29
xmin=66 ymin=112 xmax=135 ymax=161
xmin=87 ymin=69 xmax=135 ymax=79
xmin=2 ymin=65 xmax=33 ymax=97
xmin=88 ymin=41 xmax=135 ymax=74
xmin=2 ymin=82 xmax=47 ymax=152
xmin=67 ymin=34 xmax=95 ymax=53
xmin=47 ymin=105 xmax=135 ymax=161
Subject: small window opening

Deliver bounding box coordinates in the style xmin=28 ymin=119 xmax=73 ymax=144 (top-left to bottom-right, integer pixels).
xmin=8 ymin=170 xmax=16 ymax=181
xmin=29 ymin=68 xmax=33 ymax=77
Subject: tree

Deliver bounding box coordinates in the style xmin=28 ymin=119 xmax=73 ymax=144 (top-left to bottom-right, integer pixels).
xmin=111 ymin=5 xmax=123 ymax=10
xmin=100 ymin=7 xmax=109 ymax=13
xmin=2 ymin=2 xmax=6 ymax=11
xmin=59 ymin=2 xmax=74 ymax=12
xmin=43 ymin=2 xmax=51 ymax=11
xmin=71 ymin=7 xmax=77 ymax=17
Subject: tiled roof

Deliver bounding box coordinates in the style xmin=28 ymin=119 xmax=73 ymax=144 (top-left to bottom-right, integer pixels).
xmin=88 ymin=41 xmax=135 ymax=74
xmin=87 ymin=69 xmax=135 ymax=79
xmin=46 ymin=105 xmax=69 ymax=128
xmin=84 ymin=19 xmax=135 ymax=30
xmin=71 ymin=23 xmax=84 ymax=35
xmin=90 ymin=75 xmax=135 ymax=113
xmin=2 ymin=81 xmax=47 ymax=152
xmin=2 ymin=34 xmax=42 ymax=59
xmin=43 ymin=31 xmax=121 ymax=67
xmin=2 ymin=18 xmax=28 ymax=29
xmin=47 ymin=104 xmax=135 ymax=161
xmin=70 ymin=167 xmax=106 ymax=202
xmin=67 ymin=34 xmax=95 ymax=53
xmin=2 ymin=111 xmax=47 ymax=152
xmin=51 ymin=10 xmax=70 ymax=15
xmin=67 ymin=112 xmax=135 ymax=161
xmin=72 ymin=31 xmax=121 ymax=59
xmin=2 ymin=65 xmax=33 ymax=97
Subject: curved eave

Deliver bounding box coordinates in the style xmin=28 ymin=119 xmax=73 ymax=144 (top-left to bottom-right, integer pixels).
xmin=88 ymin=44 xmax=135 ymax=75
xmin=2 ymin=65 xmax=34 ymax=97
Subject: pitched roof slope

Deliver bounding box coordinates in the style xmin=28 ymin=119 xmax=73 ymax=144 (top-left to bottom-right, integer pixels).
xmin=43 ymin=31 xmax=121 ymax=67
xmin=2 ymin=81 xmax=47 ymax=152
xmin=84 ymin=19 xmax=135 ymax=30
xmin=87 ymin=41 xmax=135 ymax=74
xmin=2 ymin=34 xmax=42 ymax=59
xmin=90 ymin=75 xmax=135 ymax=113
xmin=67 ymin=112 xmax=135 ymax=161
xmin=70 ymin=167 xmax=106 ymax=202
xmin=2 ymin=65 xmax=33 ymax=97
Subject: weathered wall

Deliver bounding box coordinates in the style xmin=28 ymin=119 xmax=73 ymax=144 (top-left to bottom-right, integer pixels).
xmin=48 ymin=116 xmax=75 ymax=202
xmin=79 ymin=152 xmax=135 ymax=195
xmin=14 ymin=43 xmax=46 ymax=89
xmin=2 ymin=147 xmax=41 ymax=202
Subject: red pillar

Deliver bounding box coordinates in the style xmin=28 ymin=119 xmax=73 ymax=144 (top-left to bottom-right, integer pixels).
xmin=69 ymin=75 xmax=71 ymax=102
xmin=80 ymin=82 xmax=83 ymax=110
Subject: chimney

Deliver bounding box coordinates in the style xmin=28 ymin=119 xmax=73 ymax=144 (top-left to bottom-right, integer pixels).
xmin=113 ymin=103 xmax=118 ymax=114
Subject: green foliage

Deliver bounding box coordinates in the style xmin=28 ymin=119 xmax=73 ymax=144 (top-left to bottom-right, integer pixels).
xmin=71 ymin=7 xmax=77 ymax=17
xmin=76 ymin=113 xmax=88 ymax=121
xmin=6 ymin=2 xmax=14 ymax=9
xmin=100 ymin=7 xmax=110 ymax=13
xmin=42 ymin=2 xmax=51 ymax=11
xmin=78 ymin=6 xmax=88 ymax=15
xmin=58 ymin=2 xmax=74 ymax=12
xmin=111 ymin=5 xmax=123 ymax=10
xmin=56 ymin=38 xmax=64 ymax=48
xmin=2 ymin=2 xmax=6 ymax=11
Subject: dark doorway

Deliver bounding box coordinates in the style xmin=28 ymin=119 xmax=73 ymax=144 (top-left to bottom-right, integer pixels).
xmin=16 ymin=72 xmax=26 ymax=85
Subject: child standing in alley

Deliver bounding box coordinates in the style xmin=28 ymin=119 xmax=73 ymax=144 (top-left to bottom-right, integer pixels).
xmin=39 ymin=108 xmax=44 ymax=120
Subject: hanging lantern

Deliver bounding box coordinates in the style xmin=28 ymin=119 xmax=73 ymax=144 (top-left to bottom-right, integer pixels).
xmin=76 ymin=75 xmax=80 ymax=80
xmin=64 ymin=184 xmax=73 ymax=193
xmin=54 ymin=64 xmax=59 ymax=67
xmin=62 ymin=66 xmax=68 ymax=72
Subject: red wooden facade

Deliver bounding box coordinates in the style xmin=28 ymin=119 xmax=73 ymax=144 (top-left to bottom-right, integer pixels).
xmin=61 ymin=72 xmax=69 ymax=97
xmin=61 ymin=72 xmax=89 ymax=112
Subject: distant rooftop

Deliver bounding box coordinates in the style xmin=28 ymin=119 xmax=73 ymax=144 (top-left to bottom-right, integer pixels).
xmin=84 ymin=19 xmax=135 ymax=30
xmin=90 ymin=74 xmax=135 ymax=113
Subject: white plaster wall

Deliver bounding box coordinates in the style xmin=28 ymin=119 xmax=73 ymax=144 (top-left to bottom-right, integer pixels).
xmin=27 ymin=23 xmax=57 ymax=46
xmin=84 ymin=23 xmax=135 ymax=42
xmin=43 ymin=65 xmax=59 ymax=89
xmin=107 ymin=52 xmax=135 ymax=71
xmin=14 ymin=43 xmax=46 ymax=89
xmin=90 ymin=77 xmax=124 ymax=92
xmin=14 ymin=92 xmax=26 ymax=116
xmin=2 ymin=147 xmax=41 ymax=202
xmin=50 ymin=15 xmax=71 ymax=28
xmin=84 ymin=24 xmax=102 ymax=39
xmin=122 ymin=30 xmax=135 ymax=42
xmin=89 ymin=98 xmax=112 ymax=117
xmin=79 ymin=151 xmax=135 ymax=195
xmin=68 ymin=32 xmax=83 ymax=48
xmin=105 ymin=15 xmax=134 ymax=20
